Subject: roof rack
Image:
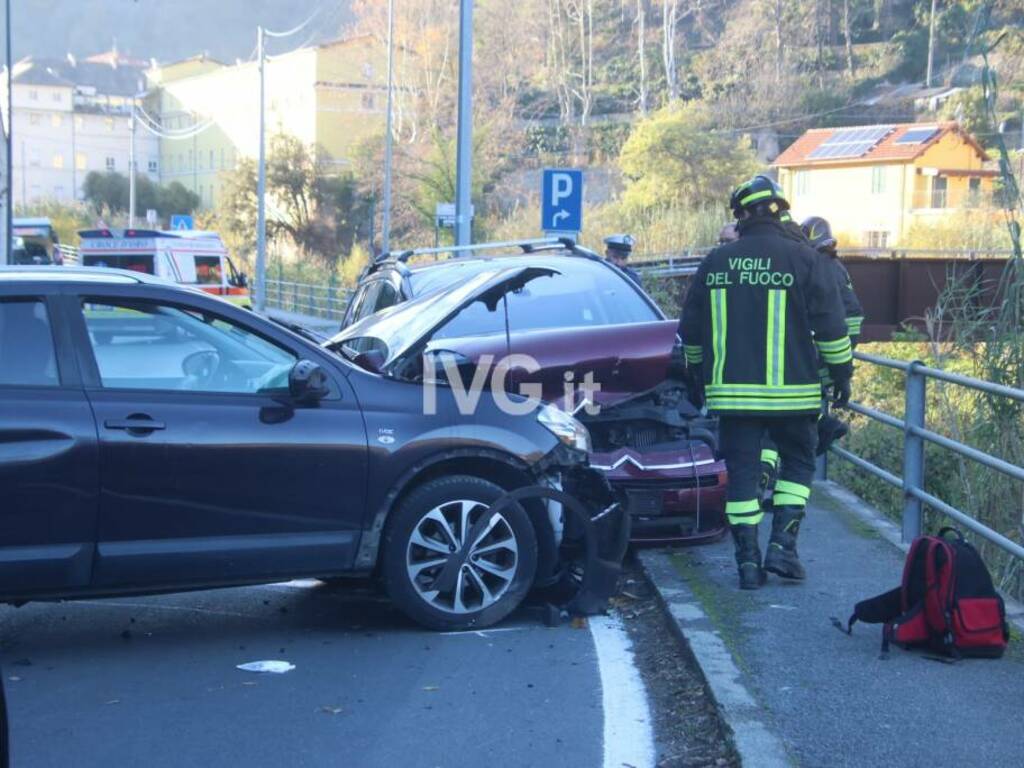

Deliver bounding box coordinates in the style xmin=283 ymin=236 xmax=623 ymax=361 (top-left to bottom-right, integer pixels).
xmin=374 ymin=236 xmax=575 ymax=264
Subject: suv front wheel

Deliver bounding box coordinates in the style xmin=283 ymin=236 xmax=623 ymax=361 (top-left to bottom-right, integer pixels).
xmin=382 ymin=475 xmax=538 ymax=631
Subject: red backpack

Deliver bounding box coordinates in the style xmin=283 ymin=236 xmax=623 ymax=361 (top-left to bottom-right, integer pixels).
xmin=837 ymin=527 xmax=1009 ymax=659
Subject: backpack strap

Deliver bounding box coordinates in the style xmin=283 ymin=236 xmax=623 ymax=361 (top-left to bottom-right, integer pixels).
xmin=937 ymin=526 xmax=965 ymax=542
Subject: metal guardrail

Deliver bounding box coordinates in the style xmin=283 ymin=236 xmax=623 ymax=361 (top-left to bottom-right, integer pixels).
xmin=260 ymin=279 xmax=352 ymax=322
xmin=827 ymin=351 xmax=1024 ymax=561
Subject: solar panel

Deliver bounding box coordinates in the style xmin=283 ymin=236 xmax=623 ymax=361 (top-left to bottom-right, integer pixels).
xmin=807 ymin=125 xmax=895 ymax=160
xmin=895 ymin=126 xmax=939 ymax=145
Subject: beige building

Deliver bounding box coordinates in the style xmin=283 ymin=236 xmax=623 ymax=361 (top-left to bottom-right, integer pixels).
xmin=1 ymin=51 xmax=160 ymax=205
xmin=145 ymin=36 xmax=388 ymax=210
xmin=773 ymin=122 xmax=996 ymax=248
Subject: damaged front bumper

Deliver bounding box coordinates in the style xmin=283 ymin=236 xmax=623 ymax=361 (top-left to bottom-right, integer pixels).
xmin=488 ymin=464 xmax=630 ymax=617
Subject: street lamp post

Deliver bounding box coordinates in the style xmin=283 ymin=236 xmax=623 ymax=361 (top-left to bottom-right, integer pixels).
xmin=128 ymin=99 xmax=137 ymax=228
xmin=4 ymin=0 xmax=12 ymax=265
xmin=380 ymin=0 xmax=395 ymax=254
xmin=454 ymin=0 xmax=473 ymax=247
xmin=255 ymin=25 xmax=267 ymax=313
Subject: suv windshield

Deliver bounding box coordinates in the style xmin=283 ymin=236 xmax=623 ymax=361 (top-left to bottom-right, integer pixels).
xmin=419 ymin=258 xmax=660 ymax=339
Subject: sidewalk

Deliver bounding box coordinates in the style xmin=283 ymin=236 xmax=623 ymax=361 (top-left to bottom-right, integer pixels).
xmin=640 ymin=483 xmax=1024 ymax=768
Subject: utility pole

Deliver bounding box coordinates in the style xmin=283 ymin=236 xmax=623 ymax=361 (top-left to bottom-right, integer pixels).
xmin=925 ymin=0 xmax=938 ymax=88
xmin=255 ymin=24 xmax=267 ymax=313
xmin=128 ymin=99 xmax=136 ymax=227
xmin=380 ymin=0 xmax=395 ymax=253
xmin=454 ymin=0 xmax=473 ymax=247
xmin=3 ymin=0 xmax=11 ymax=265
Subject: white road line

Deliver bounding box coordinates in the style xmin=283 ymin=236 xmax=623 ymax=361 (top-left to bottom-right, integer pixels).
xmin=588 ymin=614 xmax=656 ymax=768
xmin=438 ymin=626 xmax=530 ymax=637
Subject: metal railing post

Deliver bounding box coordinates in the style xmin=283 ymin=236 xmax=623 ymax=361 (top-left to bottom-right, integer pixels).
xmin=815 ymin=401 xmax=829 ymax=481
xmin=902 ymin=361 xmax=927 ymax=542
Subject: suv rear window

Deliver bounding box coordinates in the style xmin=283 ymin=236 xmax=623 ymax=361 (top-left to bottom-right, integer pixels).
xmin=429 ymin=259 xmax=658 ymax=339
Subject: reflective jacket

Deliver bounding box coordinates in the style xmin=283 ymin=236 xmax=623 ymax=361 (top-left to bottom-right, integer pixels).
xmin=827 ymin=253 xmax=864 ymax=344
xmin=679 ymin=217 xmax=853 ymax=415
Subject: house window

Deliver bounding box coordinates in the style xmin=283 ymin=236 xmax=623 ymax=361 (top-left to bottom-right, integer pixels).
xmin=28 ymin=89 xmax=38 ymax=101
xmin=105 ymin=117 xmax=115 ymax=132
xmin=52 ymin=91 xmax=62 ymax=103
xmin=54 ymin=185 xmax=64 ymax=198
xmin=52 ymin=153 xmax=64 ymax=169
xmin=29 ymin=149 xmax=40 ymax=167
xmin=148 ymin=159 xmax=159 ymax=174
xmin=105 ymin=156 xmax=116 ymax=171
xmin=209 ymin=149 xmax=214 ymax=170
xmin=871 ymin=166 xmax=886 ymax=195
xmin=178 ymin=153 xmax=184 ymax=172
xmin=50 ymin=113 xmax=62 ymax=128
xmin=220 ymin=148 xmax=225 ymax=169
xmin=29 ymin=112 xmax=41 ymax=126
xmin=931 ymin=176 xmax=948 ymax=209
xmin=75 ymin=153 xmax=87 ymax=170
xmin=362 ymin=92 xmax=375 ymax=110
xmin=75 ymin=115 xmax=84 ymax=129
xmin=795 ymin=171 xmax=809 ymax=196
xmin=865 ymin=231 xmax=889 ymax=249
xmin=188 ymin=150 xmax=193 ymax=169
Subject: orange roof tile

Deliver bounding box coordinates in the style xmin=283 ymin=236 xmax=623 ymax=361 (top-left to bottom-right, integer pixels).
xmin=772 ymin=122 xmax=988 ymax=167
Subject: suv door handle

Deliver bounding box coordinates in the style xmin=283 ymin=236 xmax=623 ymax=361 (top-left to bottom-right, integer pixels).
xmin=104 ymin=415 xmax=166 ymax=434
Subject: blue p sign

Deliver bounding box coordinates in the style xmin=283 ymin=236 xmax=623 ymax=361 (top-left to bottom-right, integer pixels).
xmin=541 ymin=169 xmax=583 ymax=234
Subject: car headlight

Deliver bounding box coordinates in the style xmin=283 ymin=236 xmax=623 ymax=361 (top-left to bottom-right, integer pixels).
xmin=537 ymin=403 xmax=592 ymax=453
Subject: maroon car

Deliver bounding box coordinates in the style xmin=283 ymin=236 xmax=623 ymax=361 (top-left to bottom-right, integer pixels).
xmin=334 ymin=241 xmax=727 ymax=545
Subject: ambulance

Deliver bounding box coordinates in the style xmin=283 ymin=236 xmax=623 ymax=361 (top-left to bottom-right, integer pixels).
xmin=77 ymin=228 xmax=250 ymax=306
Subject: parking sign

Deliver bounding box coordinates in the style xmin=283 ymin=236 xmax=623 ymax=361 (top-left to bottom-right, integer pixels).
xmin=541 ymin=169 xmax=583 ymax=234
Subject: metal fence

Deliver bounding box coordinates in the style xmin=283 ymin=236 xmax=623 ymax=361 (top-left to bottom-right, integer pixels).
xmin=260 ymin=279 xmax=353 ymax=322
xmin=827 ymin=350 xmax=1024 ymax=561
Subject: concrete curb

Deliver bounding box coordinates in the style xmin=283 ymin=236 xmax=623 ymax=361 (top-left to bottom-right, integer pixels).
xmin=637 ymin=550 xmax=794 ymax=768
xmin=814 ymin=480 xmax=1024 ymax=633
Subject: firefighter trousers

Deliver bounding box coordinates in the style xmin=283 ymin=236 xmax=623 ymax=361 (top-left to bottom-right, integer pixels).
xmin=720 ymin=415 xmax=818 ymax=526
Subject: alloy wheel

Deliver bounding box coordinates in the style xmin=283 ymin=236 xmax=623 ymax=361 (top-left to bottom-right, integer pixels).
xmin=406 ymin=499 xmax=519 ymax=614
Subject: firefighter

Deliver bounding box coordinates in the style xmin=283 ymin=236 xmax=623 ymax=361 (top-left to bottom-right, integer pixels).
xmin=680 ymin=175 xmax=853 ymax=589
xmin=604 ymin=234 xmax=642 ymax=285
xmin=760 ymin=216 xmax=865 ymax=496
xmin=801 ymin=215 xmax=864 ymax=454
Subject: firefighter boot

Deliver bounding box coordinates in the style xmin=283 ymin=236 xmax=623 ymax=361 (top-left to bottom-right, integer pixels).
xmin=730 ymin=523 xmax=765 ymax=590
xmin=764 ymin=505 xmax=806 ymax=580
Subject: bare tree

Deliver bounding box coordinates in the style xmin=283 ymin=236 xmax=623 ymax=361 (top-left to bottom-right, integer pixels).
xmin=662 ymin=0 xmax=679 ymax=101
xmin=637 ymin=0 xmax=648 ymax=114
xmin=843 ymin=0 xmax=855 ymax=78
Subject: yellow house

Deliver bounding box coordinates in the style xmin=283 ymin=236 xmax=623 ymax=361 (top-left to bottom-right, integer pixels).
xmin=145 ymin=36 xmax=388 ymax=210
xmin=773 ymin=122 xmax=995 ymax=248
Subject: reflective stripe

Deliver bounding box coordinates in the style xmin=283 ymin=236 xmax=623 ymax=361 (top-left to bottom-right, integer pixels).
xmin=739 ymin=189 xmax=772 ymax=206
xmin=773 ymin=493 xmax=808 ymax=508
xmin=816 ymin=335 xmax=853 ymax=364
xmin=710 ymin=288 xmax=727 ymax=385
xmin=683 ymin=344 xmax=703 ymax=363
xmin=774 ymin=480 xmax=811 ymax=500
xmin=760 ymin=448 xmax=779 ymax=467
xmin=765 ymin=289 xmax=786 ymax=387
xmin=707 ymin=383 xmax=819 ymax=397
xmin=707 ymin=397 xmax=821 ymax=412
xmin=726 ymin=499 xmax=761 ymax=515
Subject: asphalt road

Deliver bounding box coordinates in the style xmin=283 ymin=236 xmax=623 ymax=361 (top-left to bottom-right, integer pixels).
xmin=0 ymin=580 xmax=642 ymax=768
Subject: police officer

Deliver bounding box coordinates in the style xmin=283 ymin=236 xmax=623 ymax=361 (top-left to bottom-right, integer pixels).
xmin=680 ymin=175 xmax=853 ymax=589
xmin=604 ymin=234 xmax=642 ymax=285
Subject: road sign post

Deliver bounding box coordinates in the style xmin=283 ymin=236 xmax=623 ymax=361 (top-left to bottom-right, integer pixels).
xmin=541 ymin=169 xmax=583 ymax=238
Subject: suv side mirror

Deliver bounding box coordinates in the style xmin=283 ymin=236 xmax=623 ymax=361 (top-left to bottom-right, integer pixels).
xmin=238 ymin=272 xmax=249 ymax=288
xmin=288 ymin=360 xmax=330 ymax=404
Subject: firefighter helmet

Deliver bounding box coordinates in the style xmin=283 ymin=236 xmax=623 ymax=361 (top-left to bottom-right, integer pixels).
xmin=729 ymin=175 xmax=789 ymax=219
xmin=800 ymin=216 xmax=838 ymax=252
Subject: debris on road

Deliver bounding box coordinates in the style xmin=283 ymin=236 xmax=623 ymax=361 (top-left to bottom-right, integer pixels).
xmin=421 ymin=685 xmax=440 ymax=692
xmin=319 ymin=706 xmax=344 ymax=715
xmin=236 ymin=661 xmax=295 ymax=674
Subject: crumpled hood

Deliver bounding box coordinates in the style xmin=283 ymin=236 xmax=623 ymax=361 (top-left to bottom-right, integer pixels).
xmin=326 ymin=265 xmax=557 ymax=369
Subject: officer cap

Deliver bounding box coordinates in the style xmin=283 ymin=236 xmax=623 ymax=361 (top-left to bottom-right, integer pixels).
xmin=604 ymin=234 xmax=635 ymax=256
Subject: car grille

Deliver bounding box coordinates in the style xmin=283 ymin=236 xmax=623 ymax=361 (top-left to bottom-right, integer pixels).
xmin=625 ymin=489 xmax=664 ymax=516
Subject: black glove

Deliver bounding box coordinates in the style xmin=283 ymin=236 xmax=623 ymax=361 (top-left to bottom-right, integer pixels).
xmin=686 ymin=363 xmax=705 ymax=410
xmin=828 ymin=362 xmax=853 ymax=407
